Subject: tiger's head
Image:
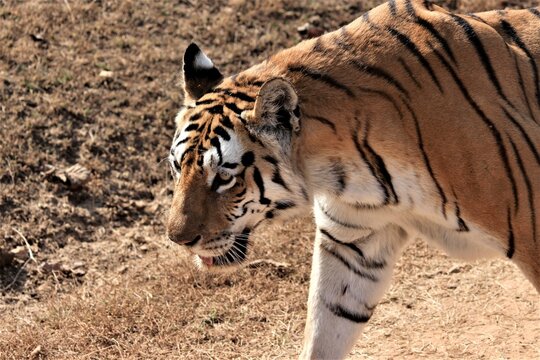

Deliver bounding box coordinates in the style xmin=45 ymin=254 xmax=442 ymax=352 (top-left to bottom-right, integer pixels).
xmin=167 ymin=43 xmax=310 ymax=271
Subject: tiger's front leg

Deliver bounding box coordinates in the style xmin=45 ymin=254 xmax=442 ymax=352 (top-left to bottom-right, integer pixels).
xmin=301 ymin=225 xmax=410 ymax=360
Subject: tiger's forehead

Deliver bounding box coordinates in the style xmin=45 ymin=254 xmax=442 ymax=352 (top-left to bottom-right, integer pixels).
xmin=169 ymin=77 xmax=263 ymax=173
xmin=171 ymin=100 xmax=250 ymax=172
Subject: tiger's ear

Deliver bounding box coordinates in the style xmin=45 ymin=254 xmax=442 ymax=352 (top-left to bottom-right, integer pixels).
xmin=182 ymin=43 xmax=223 ymax=102
xmin=242 ymin=78 xmax=300 ymax=148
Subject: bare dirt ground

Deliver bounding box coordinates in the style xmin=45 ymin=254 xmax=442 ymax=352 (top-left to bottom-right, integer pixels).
xmin=0 ymin=0 xmax=538 ymax=359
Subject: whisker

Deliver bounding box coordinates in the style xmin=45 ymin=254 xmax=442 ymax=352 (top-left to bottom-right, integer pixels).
xmin=158 ymin=156 xmax=171 ymax=166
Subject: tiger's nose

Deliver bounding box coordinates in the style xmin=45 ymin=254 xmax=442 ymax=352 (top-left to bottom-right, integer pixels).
xmin=168 ymin=234 xmax=202 ymax=247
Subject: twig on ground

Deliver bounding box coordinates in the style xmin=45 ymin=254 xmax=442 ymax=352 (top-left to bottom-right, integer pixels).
xmin=12 ymin=227 xmax=37 ymax=265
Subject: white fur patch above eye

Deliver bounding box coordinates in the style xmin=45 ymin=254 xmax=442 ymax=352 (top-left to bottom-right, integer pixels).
xmin=194 ymin=51 xmax=214 ymax=70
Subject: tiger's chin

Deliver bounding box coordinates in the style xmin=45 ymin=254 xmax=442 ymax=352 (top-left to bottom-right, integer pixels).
xmin=193 ymin=229 xmax=251 ymax=273
xmin=194 ymin=254 xmax=246 ymax=273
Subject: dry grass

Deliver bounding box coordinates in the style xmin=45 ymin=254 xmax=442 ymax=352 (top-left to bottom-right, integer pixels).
xmin=1 ymin=0 xmax=539 ymax=359
xmin=1 ymin=221 xmax=538 ymax=359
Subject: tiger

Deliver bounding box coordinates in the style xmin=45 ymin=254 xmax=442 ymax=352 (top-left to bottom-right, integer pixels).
xmin=166 ymin=0 xmax=540 ymax=358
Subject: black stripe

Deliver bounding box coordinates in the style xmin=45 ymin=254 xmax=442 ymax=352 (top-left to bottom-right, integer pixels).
xmin=386 ymin=27 xmax=443 ymax=93
xmin=402 ymin=100 xmax=448 ymax=217
xmin=320 ymin=229 xmax=386 ymax=269
xmin=398 ymin=57 xmax=422 ymax=89
xmin=248 ymin=80 xmax=266 ymax=87
xmin=184 ymin=123 xmax=199 ymax=132
xmin=529 ymin=8 xmax=540 ymax=19
xmin=352 ymin=126 xmax=389 ymax=206
xmin=261 ymin=155 xmax=291 ymax=191
xmin=195 ymin=99 xmax=216 ymax=106
xmin=451 ymin=188 xmax=469 ymax=232
xmin=222 ymin=162 xmax=238 ymax=169
xmin=333 ymin=31 xmax=411 ymax=101
xmin=219 ymin=89 xmax=255 ymax=102
xmin=500 ymin=19 xmax=540 ymax=109
xmin=189 ymin=112 xmax=203 ymax=122
xmin=252 ymin=166 xmax=271 ymax=205
xmin=301 ymin=187 xmax=309 ymax=201
xmin=430 ymin=44 xmax=519 ymax=212
xmin=174 ymin=137 xmax=190 ymax=147
xmin=207 ymin=105 xmax=223 ymax=114
xmin=312 ymin=37 xmax=326 ymax=54
xmin=388 ymin=0 xmax=397 ymax=16
xmin=363 ymin=123 xmax=399 ymax=204
xmin=213 ymin=126 xmax=230 ymax=141
xmin=454 ymin=202 xmax=469 ymax=232
xmin=234 ymin=187 xmax=247 ymax=199
xmin=351 ymin=118 xmax=399 ymax=206
xmin=210 ymin=173 xmax=234 ymax=192
xmin=501 ymin=107 xmax=540 ymax=165
xmin=321 ymin=229 xmax=365 ymax=258
xmin=509 ymin=138 xmax=536 ymax=243
xmin=329 ymin=159 xmax=347 ymax=194
xmin=318 ymin=203 xmax=372 ymax=230
xmin=467 ymin=13 xmax=488 ymax=25
xmin=507 ymin=207 xmax=515 ymax=258
xmin=349 ymin=60 xmax=411 ymax=101
xmin=304 ymin=114 xmax=337 ymax=133
xmin=224 ymin=102 xmax=242 ymax=114
xmin=414 ymin=16 xmax=457 ymax=65
xmin=275 ymin=200 xmax=296 ymax=210
xmin=451 ymin=15 xmax=514 ymax=106
xmin=288 ymin=65 xmax=355 ymax=98
xmin=263 ymin=155 xmax=278 ymax=165
xmin=220 ymin=115 xmax=234 ymax=130
xmin=271 ymin=169 xmax=290 ymax=191
xmin=404 ymin=0 xmax=415 ymax=15
xmin=320 ymin=243 xmax=378 ymax=282
xmin=510 ymin=50 xmax=536 ymax=123
xmin=324 ymin=301 xmax=371 ymax=323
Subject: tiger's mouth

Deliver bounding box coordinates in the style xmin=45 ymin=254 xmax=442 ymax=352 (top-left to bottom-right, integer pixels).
xmin=197 ymin=228 xmax=251 ymax=268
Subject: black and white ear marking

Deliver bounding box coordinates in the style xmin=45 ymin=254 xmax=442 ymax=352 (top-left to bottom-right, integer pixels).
xmin=183 ymin=43 xmax=223 ymax=101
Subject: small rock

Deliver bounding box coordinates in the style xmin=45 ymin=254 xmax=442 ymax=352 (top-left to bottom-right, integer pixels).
xmin=10 ymin=245 xmax=38 ymax=260
xmin=30 ymin=345 xmax=42 ymax=358
xmin=309 ymin=15 xmax=321 ymax=26
xmin=47 ymin=164 xmax=91 ymax=190
xmin=283 ymin=11 xmax=296 ymax=19
xmin=72 ymin=261 xmax=85 ymax=269
xmin=72 ymin=268 xmax=86 ymax=277
xmin=297 ymin=23 xmax=324 ymax=39
xmin=297 ymin=23 xmax=310 ymax=36
xmin=29 ymin=34 xmax=48 ymax=48
xmin=99 ymin=70 xmax=114 ymax=78
xmin=133 ymin=200 xmax=147 ymax=210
